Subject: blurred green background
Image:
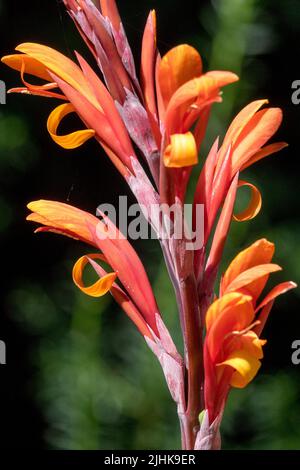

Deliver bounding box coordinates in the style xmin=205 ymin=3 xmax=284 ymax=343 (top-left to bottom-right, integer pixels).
xmin=0 ymin=0 xmax=300 ymax=449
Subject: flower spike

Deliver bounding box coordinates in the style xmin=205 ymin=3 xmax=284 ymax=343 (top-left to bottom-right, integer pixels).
xmin=2 ymin=0 xmax=296 ymax=451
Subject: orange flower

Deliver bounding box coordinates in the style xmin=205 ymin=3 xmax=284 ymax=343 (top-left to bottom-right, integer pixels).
xmin=27 ymin=200 xmax=160 ymax=337
xmin=204 ymin=239 xmax=296 ymax=422
xmin=194 ymin=100 xmax=287 ymax=271
xmin=2 ymin=44 xmax=136 ymax=176
xmin=153 ymin=44 xmax=238 ymax=203
xmin=157 ymin=45 xmax=238 ymax=170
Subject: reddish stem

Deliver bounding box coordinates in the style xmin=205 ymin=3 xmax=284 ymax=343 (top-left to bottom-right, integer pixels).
xmin=178 ymin=273 xmax=204 ymax=449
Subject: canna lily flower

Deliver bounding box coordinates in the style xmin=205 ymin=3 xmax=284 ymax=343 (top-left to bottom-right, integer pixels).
xmin=2 ymin=43 xmax=138 ymax=177
xmin=1 ymin=0 xmax=238 ymax=205
xmin=193 ymin=100 xmax=287 ymax=288
xmin=27 ymin=199 xmax=186 ymax=417
xmin=156 ymin=44 xmax=238 ymax=203
xmin=27 ymin=199 xmax=160 ymax=337
xmin=203 ymin=239 xmax=296 ymax=423
xmin=194 ymin=100 xmax=287 ymax=248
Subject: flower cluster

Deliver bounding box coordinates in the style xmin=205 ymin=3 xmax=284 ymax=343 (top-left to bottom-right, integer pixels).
xmin=2 ymin=0 xmax=296 ymax=450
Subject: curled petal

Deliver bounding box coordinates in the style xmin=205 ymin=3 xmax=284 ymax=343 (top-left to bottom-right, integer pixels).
xmin=217 ymin=349 xmax=261 ymax=388
xmin=51 ymin=73 xmax=134 ymax=172
xmin=163 ymin=132 xmax=198 ymax=168
xmin=72 ymin=253 xmax=117 ymax=297
xmin=233 ymin=180 xmax=262 ymax=222
xmin=47 ymin=103 xmax=95 ymax=149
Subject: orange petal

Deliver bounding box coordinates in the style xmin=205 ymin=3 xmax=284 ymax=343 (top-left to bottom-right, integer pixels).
xmin=218 ymin=349 xmax=261 ymax=388
xmin=1 ymin=54 xmax=53 ymax=81
xmin=165 ymin=71 xmax=238 ymax=135
xmin=253 ymin=281 xmax=297 ymax=337
xmin=158 ymin=44 xmax=202 ymax=108
xmin=224 ymin=263 xmax=282 ymax=294
xmin=206 ymin=292 xmax=253 ymax=331
xmin=241 ymin=142 xmax=288 ymax=171
xmin=163 ymin=132 xmax=198 ymax=168
xmin=227 ymin=331 xmax=266 ymax=360
xmin=141 ymin=10 xmax=158 ymax=119
xmin=111 ymin=284 xmax=153 ymax=338
xmin=72 ymin=253 xmax=117 ymax=297
xmin=233 ymin=180 xmax=262 ymax=222
xmin=76 ymin=53 xmax=135 ymax=158
xmin=221 ymin=238 xmax=275 ymax=299
xmin=47 ymin=103 xmax=95 ymax=149
xmin=256 ymin=281 xmax=298 ymax=312
xmin=206 ymin=293 xmax=255 ymax=361
xmin=232 ymin=107 xmax=283 ymax=174
xmin=27 ymin=200 xmax=99 ymax=247
xmin=52 ymin=73 xmax=134 ymax=171
xmin=99 ymin=0 xmax=122 ymax=31
xmin=15 ymin=43 xmax=100 ymax=109
xmin=155 ymin=54 xmax=165 ymax=122
xmin=221 ymin=100 xmax=268 ymax=153
xmin=204 ymin=173 xmax=239 ymax=281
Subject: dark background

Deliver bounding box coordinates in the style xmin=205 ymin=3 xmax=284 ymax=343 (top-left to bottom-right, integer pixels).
xmin=0 ymin=0 xmax=300 ymax=449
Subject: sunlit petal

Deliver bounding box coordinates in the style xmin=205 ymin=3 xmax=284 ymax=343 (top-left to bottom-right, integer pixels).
xmin=47 ymin=103 xmax=95 ymax=149
xmin=233 ymin=180 xmax=262 ymax=222
xmin=163 ymin=132 xmax=198 ymax=168
xmin=218 ymin=349 xmax=261 ymax=388
xmin=72 ymin=253 xmax=117 ymax=297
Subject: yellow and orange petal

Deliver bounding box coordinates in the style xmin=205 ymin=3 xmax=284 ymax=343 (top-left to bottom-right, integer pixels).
xmin=158 ymin=44 xmax=202 ymax=108
xmin=221 ymin=239 xmax=276 ymax=299
xmin=205 ymin=293 xmax=255 ymax=361
xmin=72 ymin=254 xmax=117 ymax=297
xmin=233 ymin=180 xmax=262 ymax=222
xmin=163 ymin=132 xmax=198 ymax=168
xmin=217 ymin=349 xmax=262 ymax=388
xmin=27 ymin=200 xmax=99 ymax=247
xmin=1 ymin=54 xmax=53 ymax=81
xmin=15 ymin=43 xmax=100 ymax=109
xmin=47 ymin=103 xmax=95 ymax=150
